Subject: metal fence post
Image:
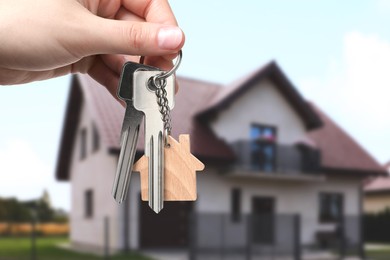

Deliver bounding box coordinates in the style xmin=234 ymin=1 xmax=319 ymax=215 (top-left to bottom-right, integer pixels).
xmin=31 ymin=217 xmax=37 ymax=260
xmin=293 ymin=214 xmax=301 ymax=260
xmin=336 ymin=216 xmax=345 ymax=260
xmin=104 ymin=216 xmax=110 ymax=260
xmin=358 ymin=184 xmax=366 ymax=260
xmin=221 ymin=214 xmax=225 ymax=260
xmin=189 ymin=213 xmax=197 ymax=260
xmin=359 ymin=215 xmax=366 ymax=260
xmin=246 ymin=215 xmax=252 ymax=260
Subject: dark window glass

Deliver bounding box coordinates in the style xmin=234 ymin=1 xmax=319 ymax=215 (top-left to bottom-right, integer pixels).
xmin=250 ymin=124 xmax=277 ymax=172
xmin=252 ymin=197 xmax=275 ymax=244
xmin=80 ymin=128 xmax=87 ymax=160
xmin=92 ymin=123 xmax=100 ymax=152
xmin=319 ymin=192 xmax=343 ymax=223
xmin=231 ymin=188 xmax=241 ymax=222
xmin=85 ymin=189 xmax=93 ymax=218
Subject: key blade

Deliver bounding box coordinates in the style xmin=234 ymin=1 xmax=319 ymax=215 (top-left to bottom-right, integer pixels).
xmin=133 ymin=71 xmax=175 ymax=214
xmin=148 ymin=132 xmax=164 ymax=213
xmin=112 ymin=106 xmax=143 ymax=203
xmin=112 ymin=62 xmax=161 ymax=205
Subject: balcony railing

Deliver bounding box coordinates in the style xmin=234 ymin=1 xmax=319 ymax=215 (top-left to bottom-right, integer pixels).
xmin=229 ymin=141 xmax=321 ymax=174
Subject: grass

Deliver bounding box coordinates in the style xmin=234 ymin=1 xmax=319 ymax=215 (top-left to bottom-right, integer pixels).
xmin=0 ymin=236 xmax=151 ymax=260
xmin=365 ymin=243 xmax=390 ymax=260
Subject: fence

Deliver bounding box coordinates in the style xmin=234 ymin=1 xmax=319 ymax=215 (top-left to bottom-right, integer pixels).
xmin=189 ymin=213 xmax=300 ymax=260
xmin=0 ymin=217 xmax=113 ymax=260
xmin=189 ymin=214 xmax=365 ymax=260
xmin=302 ymin=215 xmax=364 ymax=259
xmin=0 ymin=214 xmax=366 ymax=260
xmin=364 ymin=210 xmax=390 ymax=243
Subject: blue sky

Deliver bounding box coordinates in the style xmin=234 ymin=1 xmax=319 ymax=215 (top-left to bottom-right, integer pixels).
xmin=1 ymin=0 xmax=390 ymax=210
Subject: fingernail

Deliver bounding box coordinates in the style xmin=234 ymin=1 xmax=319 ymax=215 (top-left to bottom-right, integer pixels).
xmin=158 ymin=27 xmax=183 ymax=50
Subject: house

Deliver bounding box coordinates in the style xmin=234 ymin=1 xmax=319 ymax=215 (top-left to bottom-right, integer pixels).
xmin=55 ymin=61 xmax=386 ymax=257
xmin=364 ymin=161 xmax=390 ymax=213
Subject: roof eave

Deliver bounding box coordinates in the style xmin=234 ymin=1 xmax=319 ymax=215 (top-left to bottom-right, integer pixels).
xmin=320 ymin=167 xmax=388 ymax=178
xmin=365 ymin=189 xmax=390 ymax=195
xmin=55 ymin=76 xmax=83 ymax=181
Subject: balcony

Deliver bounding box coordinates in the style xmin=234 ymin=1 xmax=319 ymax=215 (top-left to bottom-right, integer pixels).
xmin=226 ymin=141 xmax=324 ymax=182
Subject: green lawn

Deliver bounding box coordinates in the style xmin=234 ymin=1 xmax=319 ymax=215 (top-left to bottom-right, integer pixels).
xmin=366 ymin=244 xmax=390 ymax=260
xmin=0 ymin=237 xmax=151 ymax=260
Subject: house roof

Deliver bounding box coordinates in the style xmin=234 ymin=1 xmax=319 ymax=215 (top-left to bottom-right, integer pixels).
xmin=55 ymin=75 xmax=125 ymax=181
xmin=364 ymin=162 xmax=390 ymax=193
xmin=56 ymin=62 xmax=387 ymax=181
xmin=365 ymin=177 xmax=390 ymax=193
xmin=197 ymin=61 xmax=323 ymax=130
xmin=307 ymin=103 xmax=386 ymax=176
xmin=385 ymin=161 xmax=390 ymax=170
xmin=55 ymin=74 xmax=235 ymax=181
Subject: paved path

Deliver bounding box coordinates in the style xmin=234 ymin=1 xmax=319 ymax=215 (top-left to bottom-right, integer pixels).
xmin=142 ymin=250 xmax=363 ymax=260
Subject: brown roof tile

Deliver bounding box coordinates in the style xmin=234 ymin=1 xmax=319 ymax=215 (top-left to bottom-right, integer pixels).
xmin=365 ymin=177 xmax=390 ymax=192
xmin=77 ymin=76 xmax=124 ymax=149
xmin=307 ymin=103 xmax=386 ymax=174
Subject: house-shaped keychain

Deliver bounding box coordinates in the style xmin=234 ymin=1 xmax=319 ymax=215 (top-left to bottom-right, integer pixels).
xmin=133 ymin=135 xmax=205 ymax=201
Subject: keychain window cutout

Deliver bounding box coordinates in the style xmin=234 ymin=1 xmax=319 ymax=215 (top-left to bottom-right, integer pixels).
xmin=133 ymin=135 xmax=205 ymax=201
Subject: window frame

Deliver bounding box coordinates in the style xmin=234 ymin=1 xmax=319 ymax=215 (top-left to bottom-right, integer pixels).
xmin=250 ymin=123 xmax=277 ymax=172
xmin=318 ymin=192 xmax=344 ymax=223
xmin=231 ymin=188 xmax=241 ymax=222
xmin=92 ymin=122 xmax=100 ymax=153
xmin=85 ymin=189 xmax=94 ymax=219
xmin=80 ymin=128 xmax=87 ymax=160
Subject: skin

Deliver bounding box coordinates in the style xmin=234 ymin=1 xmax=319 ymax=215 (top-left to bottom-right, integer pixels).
xmin=0 ymin=0 xmax=185 ymax=97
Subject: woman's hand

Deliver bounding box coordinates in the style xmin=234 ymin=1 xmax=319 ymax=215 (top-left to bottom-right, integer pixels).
xmin=0 ymin=0 xmax=184 ymax=96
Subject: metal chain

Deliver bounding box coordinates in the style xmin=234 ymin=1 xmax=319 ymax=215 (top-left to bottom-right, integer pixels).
xmin=152 ymin=76 xmax=172 ymax=146
xmin=147 ymin=50 xmax=182 ymax=147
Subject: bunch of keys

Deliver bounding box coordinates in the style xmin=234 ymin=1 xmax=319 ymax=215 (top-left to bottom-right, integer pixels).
xmin=112 ymin=51 xmax=204 ymax=213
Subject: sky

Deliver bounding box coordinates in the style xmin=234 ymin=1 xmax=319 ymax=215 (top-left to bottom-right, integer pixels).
xmin=1 ymin=0 xmax=390 ymax=211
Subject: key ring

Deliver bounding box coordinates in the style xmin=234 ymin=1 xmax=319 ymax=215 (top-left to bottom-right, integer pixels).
xmin=139 ymin=50 xmax=182 ymax=79
xmin=156 ymin=50 xmax=182 ymax=80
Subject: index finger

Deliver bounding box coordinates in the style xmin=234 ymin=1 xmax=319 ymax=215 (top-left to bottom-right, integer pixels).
xmin=122 ymin=0 xmax=178 ymax=25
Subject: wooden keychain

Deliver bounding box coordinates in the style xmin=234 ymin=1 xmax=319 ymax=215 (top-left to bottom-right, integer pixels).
xmin=133 ymin=51 xmax=205 ymax=202
xmin=134 ymin=135 xmax=204 ymax=201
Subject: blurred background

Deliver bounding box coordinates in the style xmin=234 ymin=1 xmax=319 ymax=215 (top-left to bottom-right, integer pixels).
xmin=2 ymin=1 xmax=390 ymax=260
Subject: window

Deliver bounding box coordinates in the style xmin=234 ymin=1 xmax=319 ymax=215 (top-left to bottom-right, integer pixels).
xmin=85 ymin=189 xmax=94 ymax=218
xmin=80 ymin=128 xmax=87 ymax=160
xmin=319 ymin=192 xmax=343 ymax=223
xmin=92 ymin=123 xmax=100 ymax=152
xmin=252 ymin=197 xmax=275 ymax=244
xmin=250 ymin=124 xmax=277 ymax=172
xmin=231 ymin=188 xmax=241 ymax=222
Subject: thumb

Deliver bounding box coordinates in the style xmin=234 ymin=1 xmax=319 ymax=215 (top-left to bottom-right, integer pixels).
xmin=87 ymin=17 xmax=184 ymax=56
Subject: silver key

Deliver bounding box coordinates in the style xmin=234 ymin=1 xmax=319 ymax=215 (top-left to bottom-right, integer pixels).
xmin=112 ymin=62 xmax=159 ymax=204
xmin=133 ymin=71 xmax=175 ymax=213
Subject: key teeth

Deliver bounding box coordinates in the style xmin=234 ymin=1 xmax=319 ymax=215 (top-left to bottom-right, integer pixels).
xmin=112 ymin=115 xmax=142 ymax=204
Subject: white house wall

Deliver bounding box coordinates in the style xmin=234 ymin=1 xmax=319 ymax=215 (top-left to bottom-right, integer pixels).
xmin=196 ymin=168 xmax=361 ymax=245
xmin=69 ymin=101 xmax=121 ymax=251
xmin=210 ymin=78 xmax=307 ymax=144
